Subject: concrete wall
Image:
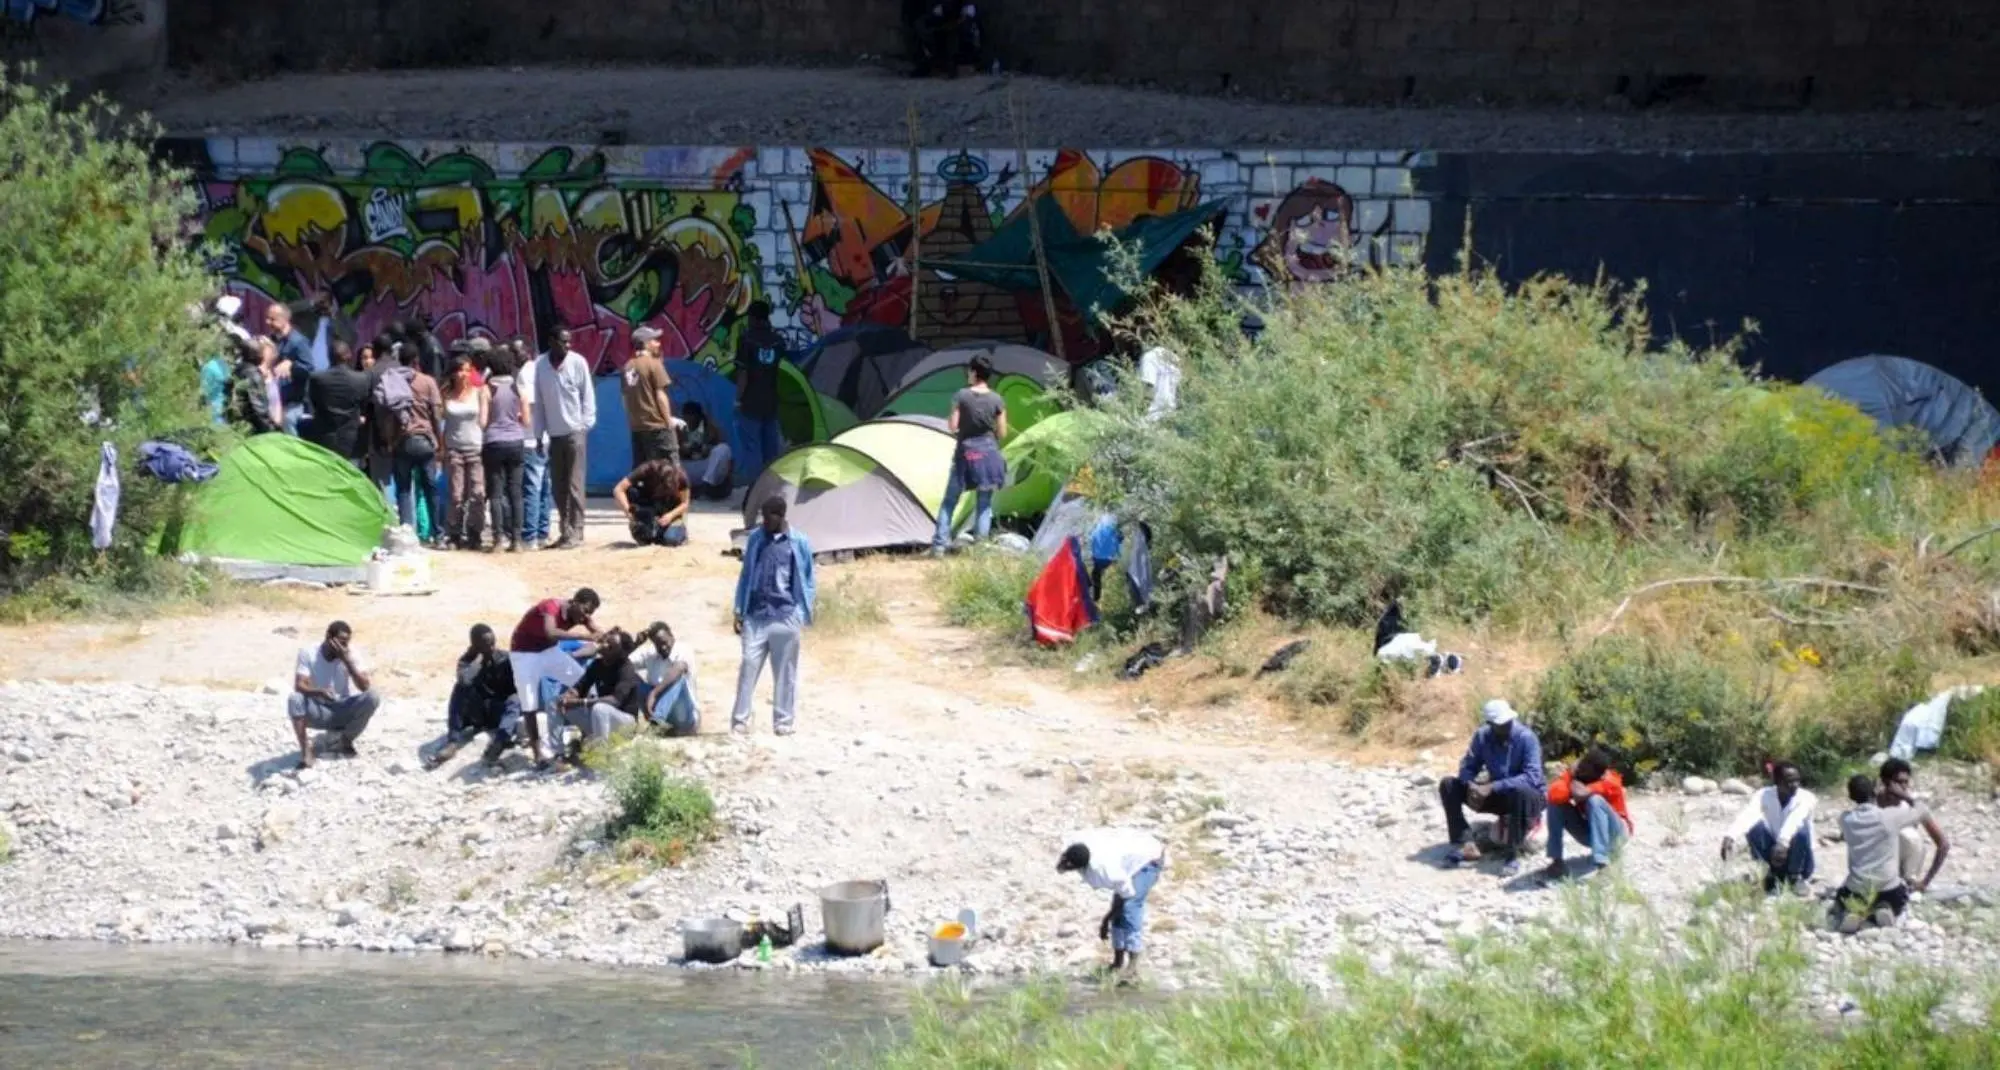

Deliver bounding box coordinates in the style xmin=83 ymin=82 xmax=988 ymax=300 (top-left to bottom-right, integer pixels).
xmin=3 ymin=0 xmax=165 ymax=94
xmin=167 ymin=0 xmax=2000 ymax=107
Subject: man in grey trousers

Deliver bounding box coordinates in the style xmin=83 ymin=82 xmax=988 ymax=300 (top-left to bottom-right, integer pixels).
xmin=731 ymin=496 xmax=816 ymax=735
xmin=288 ymin=620 xmax=382 ymax=768
xmin=534 ymin=326 xmax=596 ymax=550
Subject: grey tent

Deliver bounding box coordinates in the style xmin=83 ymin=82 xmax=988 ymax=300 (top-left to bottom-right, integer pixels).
xmin=1806 ymin=355 xmax=2000 ymax=467
xmin=799 ymin=324 xmax=933 ymax=421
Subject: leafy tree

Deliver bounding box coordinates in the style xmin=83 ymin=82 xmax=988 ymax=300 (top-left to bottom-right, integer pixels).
xmin=0 ymin=66 xmax=223 ymax=590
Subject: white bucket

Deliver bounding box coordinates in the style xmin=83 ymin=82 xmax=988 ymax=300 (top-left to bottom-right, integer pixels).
xmin=928 ymin=921 xmax=968 ymax=967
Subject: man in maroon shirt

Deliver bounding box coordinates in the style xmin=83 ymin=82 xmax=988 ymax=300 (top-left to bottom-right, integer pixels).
xmin=509 ymin=587 xmax=602 ymax=764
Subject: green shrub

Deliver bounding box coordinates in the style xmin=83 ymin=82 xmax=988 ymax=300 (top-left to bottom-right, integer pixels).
xmin=1084 ymin=263 xmax=1934 ymax=631
xmin=1533 ymin=636 xmax=1770 ymax=781
xmin=932 ymin=551 xmax=1042 ymax=632
xmin=1940 ymin=688 xmax=2000 ymax=766
xmin=604 ymin=744 xmax=715 ymax=866
xmin=1785 ymin=647 xmax=1934 ymax=785
xmin=864 ymin=878 xmax=2000 ymax=1068
xmin=0 ymin=69 xmax=225 ymax=593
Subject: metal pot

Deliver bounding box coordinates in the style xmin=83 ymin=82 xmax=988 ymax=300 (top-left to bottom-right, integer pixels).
xmin=680 ymin=918 xmax=745 ymax=964
xmin=819 ymin=880 xmax=890 ymax=956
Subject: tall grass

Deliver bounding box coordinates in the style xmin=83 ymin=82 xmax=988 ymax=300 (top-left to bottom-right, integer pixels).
xmin=932 ymin=551 xmax=1043 ymax=633
xmin=866 ymin=879 xmax=2000 ymax=1068
xmin=813 ymin=574 xmax=890 ymax=635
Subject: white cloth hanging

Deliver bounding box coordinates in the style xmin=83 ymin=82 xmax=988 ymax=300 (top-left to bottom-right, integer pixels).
xmin=90 ymin=442 xmax=120 ymax=550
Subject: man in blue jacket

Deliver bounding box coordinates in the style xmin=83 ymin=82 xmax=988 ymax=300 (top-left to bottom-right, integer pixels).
xmin=732 ymin=496 xmax=815 ymax=735
xmin=1439 ymin=698 xmax=1547 ymax=876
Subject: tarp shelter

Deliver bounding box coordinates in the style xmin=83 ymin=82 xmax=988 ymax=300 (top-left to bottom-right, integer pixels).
xmin=1806 ymin=355 xmax=2000 ymax=467
xmin=933 ymin=198 xmax=1230 ymax=324
xmin=742 ymin=419 xmax=956 ymax=556
xmin=797 ymin=324 xmax=932 ymax=420
xmin=183 ymin=435 xmax=392 ymax=566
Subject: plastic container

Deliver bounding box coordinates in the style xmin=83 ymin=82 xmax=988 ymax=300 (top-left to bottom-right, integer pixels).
xmin=928 ymin=922 xmax=967 ymax=967
xmin=365 ymin=552 xmax=431 ymax=594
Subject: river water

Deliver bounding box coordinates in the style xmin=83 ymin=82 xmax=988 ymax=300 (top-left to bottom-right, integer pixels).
xmin=0 ymin=942 xmax=919 ymax=1068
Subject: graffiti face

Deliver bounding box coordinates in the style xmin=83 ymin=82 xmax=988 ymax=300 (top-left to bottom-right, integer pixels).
xmin=199 ymin=143 xmax=761 ymax=371
xmin=1254 ymin=179 xmax=1355 ymax=286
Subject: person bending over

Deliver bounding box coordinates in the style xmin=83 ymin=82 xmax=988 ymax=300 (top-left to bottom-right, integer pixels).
xmin=508 ymin=588 xmax=602 ymax=765
xmin=614 ymin=457 xmax=691 ymax=548
xmin=1057 ymin=827 xmax=1166 ymax=978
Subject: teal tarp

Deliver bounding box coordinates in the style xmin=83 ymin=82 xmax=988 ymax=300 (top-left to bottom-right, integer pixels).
xmin=933 ymin=199 xmax=1228 ymax=324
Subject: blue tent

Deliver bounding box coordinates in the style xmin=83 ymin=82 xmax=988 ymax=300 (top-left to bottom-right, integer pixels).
xmin=1806 ymin=355 xmax=2000 ymax=467
xmin=585 ymin=361 xmax=754 ymax=493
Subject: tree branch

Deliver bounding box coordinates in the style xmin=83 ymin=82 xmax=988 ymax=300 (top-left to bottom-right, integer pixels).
xmin=1594 ymin=575 xmax=1889 ymax=636
xmin=1941 ymin=524 xmax=2000 ymax=560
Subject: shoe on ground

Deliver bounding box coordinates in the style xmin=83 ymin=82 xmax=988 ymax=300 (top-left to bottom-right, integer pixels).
xmin=729 ymin=725 xmax=750 ymax=736
xmin=1444 ymin=653 xmax=1464 ymax=674
xmin=774 ymin=725 xmax=796 ymax=737
xmin=331 ymin=739 xmax=359 ymax=758
xmin=479 ymin=735 xmax=512 ymax=765
xmin=1425 ymin=654 xmax=1443 ymax=678
xmin=1871 ymin=907 xmax=1897 ymax=930
xmin=1498 ymin=857 xmax=1523 ymax=879
xmin=1837 ymin=912 xmax=1865 ymax=935
xmin=1447 ymin=842 xmax=1481 ymax=867
xmin=1540 ymin=861 xmax=1569 ymax=883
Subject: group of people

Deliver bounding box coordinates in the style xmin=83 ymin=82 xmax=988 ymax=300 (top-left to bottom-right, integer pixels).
xmin=202 ymin=295 xmax=785 ymax=552
xmin=281 ymin=495 xmax=818 ymax=772
xmin=1437 ymin=698 xmax=1952 ymax=931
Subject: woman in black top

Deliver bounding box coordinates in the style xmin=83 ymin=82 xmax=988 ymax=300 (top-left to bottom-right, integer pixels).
xmin=930 ymin=354 xmax=1010 ymax=553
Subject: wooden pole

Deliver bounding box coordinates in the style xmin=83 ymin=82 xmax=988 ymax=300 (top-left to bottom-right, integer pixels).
xmin=906 ymin=101 xmax=923 ymax=343
xmin=1009 ymin=89 xmax=1066 ymax=364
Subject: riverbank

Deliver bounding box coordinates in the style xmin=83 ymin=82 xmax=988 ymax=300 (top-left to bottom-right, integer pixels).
xmin=1 ymin=507 xmax=1998 ymax=1009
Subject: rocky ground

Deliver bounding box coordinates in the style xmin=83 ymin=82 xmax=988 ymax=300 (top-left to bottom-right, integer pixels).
xmin=138 ymin=66 xmax=2000 ymax=153
xmin=1 ymin=505 xmax=1998 ymax=1011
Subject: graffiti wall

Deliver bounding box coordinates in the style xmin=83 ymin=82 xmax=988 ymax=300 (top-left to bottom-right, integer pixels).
xmin=183 ymin=138 xmax=1435 ymax=369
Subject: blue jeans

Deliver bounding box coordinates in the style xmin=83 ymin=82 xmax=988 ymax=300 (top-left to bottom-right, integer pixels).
xmin=522 ymin=445 xmax=553 ymax=544
xmin=932 ymin=465 xmax=994 ymax=549
xmin=1111 ymin=861 xmax=1161 ymax=952
xmin=1548 ymin=794 xmax=1626 ymax=866
xmin=1746 ymin=823 xmax=1816 ymax=890
xmin=652 ymin=676 xmax=700 ymax=736
xmin=740 ymin=415 xmax=784 ymax=481
xmin=392 ymin=438 xmax=438 ymax=531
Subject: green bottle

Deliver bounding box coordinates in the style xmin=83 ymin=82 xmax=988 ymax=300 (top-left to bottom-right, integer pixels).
xmin=757 ymin=933 xmax=772 ymax=963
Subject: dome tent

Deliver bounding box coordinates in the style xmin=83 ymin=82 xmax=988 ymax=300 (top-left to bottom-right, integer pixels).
xmin=877 ymin=342 xmax=1067 ymax=435
xmin=183 ymin=435 xmax=392 ymax=566
xmin=740 ymin=419 xmax=956 ymax=556
xmin=797 ymin=324 xmax=932 ymax=421
xmin=1806 ymin=355 xmax=2000 ymax=467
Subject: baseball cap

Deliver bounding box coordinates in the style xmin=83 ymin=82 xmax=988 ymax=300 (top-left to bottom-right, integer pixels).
xmin=632 ymin=326 xmax=663 ymax=344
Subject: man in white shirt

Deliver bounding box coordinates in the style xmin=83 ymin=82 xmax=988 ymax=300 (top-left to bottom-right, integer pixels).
xmin=287 ymin=620 xmax=381 ymax=768
xmin=1721 ymin=760 xmax=1816 ymax=893
xmin=1835 ymin=774 xmax=1930 ymax=933
xmin=513 ymin=337 xmax=554 ymax=548
xmin=534 ymin=326 xmax=597 ymax=550
xmin=634 ymin=621 xmax=699 ymax=736
xmin=1136 ymin=346 xmax=1181 ymax=422
xmin=1057 ymin=827 xmax=1166 ymax=977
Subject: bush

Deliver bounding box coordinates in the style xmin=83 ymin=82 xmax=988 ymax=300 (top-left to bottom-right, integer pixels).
xmin=1534 ymin=636 xmax=1770 ymax=781
xmin=0 ymin=69 xmax=224 ymax=592
xmin=1085 ymin=262 xmax=1932 ymax=631
xmin=813 ymin=574 xmax=889 ymax=635
xmin=1785 ymin=647 xmax=1934 ymax=785
xmin=604 ymin=744 xmax=715 ymax=866
xmin=932 ymin=551 xmax=1042 ymax=632
xmin=864 ymin=878 xmax=2000 ymax=1068
xmin=1940 ymin=689 xmax=2000 ymax=766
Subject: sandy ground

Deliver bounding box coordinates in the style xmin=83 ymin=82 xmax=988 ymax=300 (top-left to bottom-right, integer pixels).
xmin=138 ymin=66 xmax=2000 ymax=153
xmin=2 ymin=499 xmax=1999 ymax=1001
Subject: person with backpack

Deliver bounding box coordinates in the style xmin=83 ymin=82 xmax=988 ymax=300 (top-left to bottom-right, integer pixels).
xmin=374 ymin=337 xmax=445 ymax=533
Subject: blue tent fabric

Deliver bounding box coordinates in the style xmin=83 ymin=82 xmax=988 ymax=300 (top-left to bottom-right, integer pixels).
xmin=935 ymin=198 xmax=1229 ymax=324
xmin=1806 ymin=355 xmax=2000 ymax=467
xmin=585 ymin=361 xmax=756 ymax=493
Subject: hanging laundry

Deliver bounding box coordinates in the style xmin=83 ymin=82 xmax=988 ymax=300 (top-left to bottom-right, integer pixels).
xmin=90 ymin=442 xmax=120 ymax=550
xmin=1026 ymin=536 xmax=1100 ymax=646
xmin=138 ymin=441 xmax=220 ymax=484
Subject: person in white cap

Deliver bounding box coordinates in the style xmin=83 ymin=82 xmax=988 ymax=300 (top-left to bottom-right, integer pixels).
xmin=1438 ymin=698 xmax=1546 ymax=876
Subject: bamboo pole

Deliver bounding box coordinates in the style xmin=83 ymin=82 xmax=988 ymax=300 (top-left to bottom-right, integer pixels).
xmin=1009 ymin=89 xmax=1066 ymax=364
xmin=906 ymin=101 xmax=923 ymax=343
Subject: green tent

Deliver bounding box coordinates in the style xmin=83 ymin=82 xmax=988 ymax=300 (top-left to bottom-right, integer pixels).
xmin=953 ymin=409 xmax=1107 ymax=528
xmin=185 ymin=435 xmax=392 ymax=566
xmin=878 ymin=371 xmax=1056 ymax=437
xmin=742 ymin=418 xmax=955 ymax=555
xmin=934 ymin=198 xmax=1229 ymax=324
xmin=718 ymin=357 xmax=857 ymax=444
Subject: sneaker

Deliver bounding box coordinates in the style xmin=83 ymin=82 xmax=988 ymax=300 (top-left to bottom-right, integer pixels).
xmin=1444 ymin=653 xmax=1464 ymax=674
xmin=729 ymin=725 xmax=750 ymax=736
xmin=1425 ymin=654 xmax=1444 ymax=678
xmin=507 ymin=540 xmax=521 ymax=553
xmin=331 ymin=738 xmax=359 ymax=758
xmin=479 ymin=735 xmax=512 ymax=766
xmin=1540 ymin=861 xmax=1569 ymax=883
xmin=1447 ymin=842 xmax=1481 ymax=867
xmin=1498 ymin=857 xmax=1523 ymax=879
xmin=1871 ymin=907 xmax=1897 ymax=930
xmin=774 ymin=725 xmax=796 ymax=737
xmin=1837 ymin=912 xmax=1865 ymax=936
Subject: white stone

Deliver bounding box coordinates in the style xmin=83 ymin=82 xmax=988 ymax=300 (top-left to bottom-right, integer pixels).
xmin=1681 ymin=777 xmax=1718 ymax=796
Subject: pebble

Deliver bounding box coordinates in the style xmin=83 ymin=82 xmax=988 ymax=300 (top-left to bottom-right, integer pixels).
xmin=1682 ymin=777 xmax=1718 ymax=796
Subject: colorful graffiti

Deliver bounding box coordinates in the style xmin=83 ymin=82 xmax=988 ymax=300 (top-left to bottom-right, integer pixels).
xmin=197 ymin=142 xmax=760 ymax=370
xmin=186 ymin=139 xmax=1434 ymax=369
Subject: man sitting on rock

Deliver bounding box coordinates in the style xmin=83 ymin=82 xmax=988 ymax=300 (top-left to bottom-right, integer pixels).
xmin=554 ymin=627 xmax=645 ymax=754
xmin=1057 ymin=827 xmax=1166 ymax=979
xmin=1878 ymin=757 xmax=1950 ymax=892
xmin=1439 ymin=699 xmax=1546 ymax=877
xmin=634 ymin=621 xmax=700 ymax=736
xmin=1834 ymin=773 xmax=1932 ymax=933
xmin=509 ymin=588 xmax=602 ymax=767
xmin=1721 ymin=759 xmax=1816 ymax=893
xmin=427 ymin=624 xmax=519 ymax=770
xmin=613 ymin=455 xmax=692 ymax=548
xmin=1543 ymin=745 xmax=1631 ymax=881
xmin=287 ymin=620 xmax=380 ymax=768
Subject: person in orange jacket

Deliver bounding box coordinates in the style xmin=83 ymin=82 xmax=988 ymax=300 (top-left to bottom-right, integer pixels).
xmin=1544 ymin=746 xmax=1633 ymax=881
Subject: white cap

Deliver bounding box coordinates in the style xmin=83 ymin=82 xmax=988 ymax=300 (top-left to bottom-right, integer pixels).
xmin=1481 ymin=699 xmax=1519 ymax=726
xmin=215 ymin=295 xmax=243 ymax=319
